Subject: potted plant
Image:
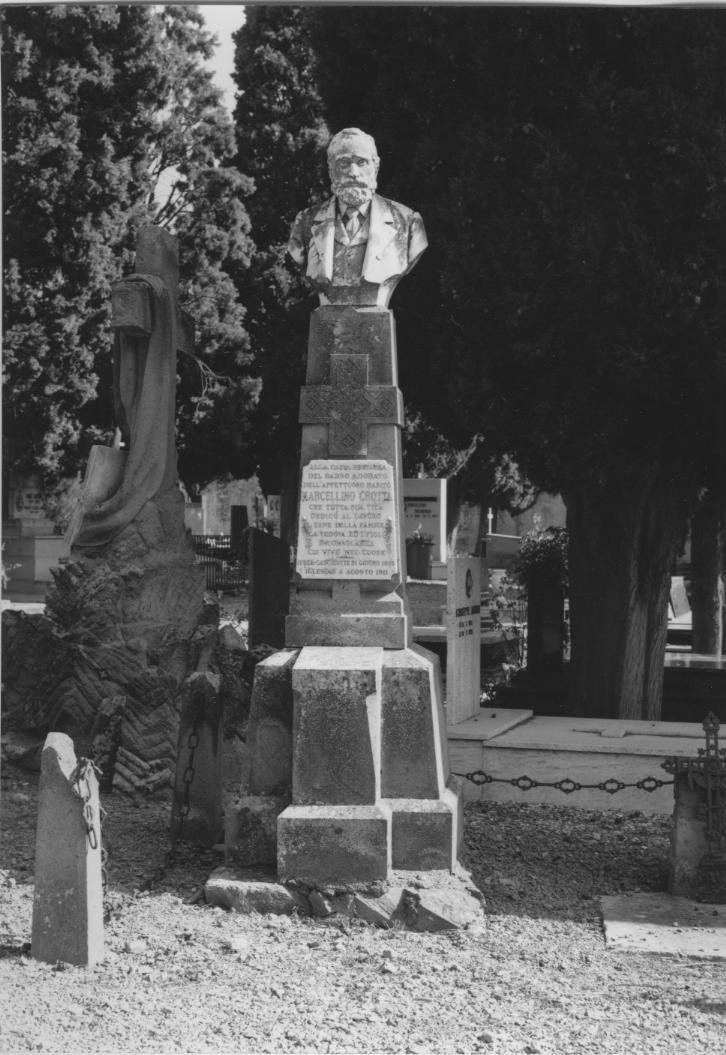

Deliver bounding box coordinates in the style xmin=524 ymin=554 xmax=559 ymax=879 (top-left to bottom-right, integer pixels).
xmin=406 ymin=523 xmax=434 ymax=580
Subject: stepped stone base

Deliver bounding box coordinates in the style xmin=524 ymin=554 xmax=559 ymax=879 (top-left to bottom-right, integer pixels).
xmin=266 ymin=642 xmax=463 ymax=886
xmin=385 ymin=782 xmax=463 ymax=871
xmin=285 ymin=612 xmax=410 ymax=649
xmin=277 ymin=804 xmax=392 ymax=886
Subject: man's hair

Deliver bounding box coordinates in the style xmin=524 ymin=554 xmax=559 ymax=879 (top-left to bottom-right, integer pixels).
xmin=327 ymin=128 xmax=379 ymax=166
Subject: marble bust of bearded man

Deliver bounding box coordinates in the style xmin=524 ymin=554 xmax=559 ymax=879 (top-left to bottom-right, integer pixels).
xmin=288 ymin=127 xmax=427 ymax=308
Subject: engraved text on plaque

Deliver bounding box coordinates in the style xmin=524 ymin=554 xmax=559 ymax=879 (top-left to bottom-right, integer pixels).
xmin=296 ymin=460 xmax=398 ymax=580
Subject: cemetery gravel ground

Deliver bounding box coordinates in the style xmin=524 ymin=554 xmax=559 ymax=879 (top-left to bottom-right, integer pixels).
xmin=2 ymin=763 xmax=725 ymax=1055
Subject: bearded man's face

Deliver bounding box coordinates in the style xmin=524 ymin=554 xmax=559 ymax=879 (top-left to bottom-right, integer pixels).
xmin=328 ymin=134 xmax=379 ymax=208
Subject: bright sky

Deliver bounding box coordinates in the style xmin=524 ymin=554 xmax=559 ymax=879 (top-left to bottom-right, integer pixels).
xmin=198 ymin=3 xmax=247 ymax=112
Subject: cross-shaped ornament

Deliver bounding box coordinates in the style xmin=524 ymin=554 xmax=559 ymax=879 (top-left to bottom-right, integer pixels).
xmin=111 ymin=228 xmax=194 ymax=355
xmin=299 ymin=353 xmax=403 ymax=456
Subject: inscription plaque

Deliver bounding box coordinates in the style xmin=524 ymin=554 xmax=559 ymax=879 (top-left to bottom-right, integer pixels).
xmin=296 ymin=460 xmax=398 ymax=580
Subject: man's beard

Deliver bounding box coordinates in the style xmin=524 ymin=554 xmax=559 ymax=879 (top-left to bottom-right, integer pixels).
xmin=331 ymin=177 xmax=376 ymax=209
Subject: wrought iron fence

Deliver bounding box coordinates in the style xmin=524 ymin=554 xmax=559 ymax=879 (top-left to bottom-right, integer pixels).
xmin=663 ymin=712 xmax=726 ymax=866
xmin=191 ymin=534 xmax=248 ymax=593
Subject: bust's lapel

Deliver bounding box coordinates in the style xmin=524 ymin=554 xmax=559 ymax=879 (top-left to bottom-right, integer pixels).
xmin=309 ymin=198 xmax=336 ymax=281
xmin=363 ymin=195 xmax=399 ymax=283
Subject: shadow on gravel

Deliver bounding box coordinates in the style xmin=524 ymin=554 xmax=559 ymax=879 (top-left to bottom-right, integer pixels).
xmin=462 ymin=801 xmax=671 ymax=923
xmin=683 ymin=998 xmax=726 ymax=1016
xmin=0 ymin=942 xmax=31 ymax=959
xmin=3 ymin=761 xmax=672 ymax=926
xmin=0 ymin=762 xmax=221 ymax=905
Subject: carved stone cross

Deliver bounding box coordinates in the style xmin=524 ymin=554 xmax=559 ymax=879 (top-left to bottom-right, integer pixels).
xmin=111 ymin=228 xmax=194 ymax=356
xmin=69 ymin=227 xmax=194 ymax=548
xmin=298 ymin=352 xmax=403 ymax=456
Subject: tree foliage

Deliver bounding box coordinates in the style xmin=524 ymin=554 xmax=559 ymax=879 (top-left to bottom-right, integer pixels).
xmin=231 ymin=6 xmax=329 ymax=521
xmin=2 ymin=4 xmax=257 ymax=494
xmin=303 ymin=6 xmax=726 ymax=499
xmin=236 ymin=6 xmax=726 ymax=714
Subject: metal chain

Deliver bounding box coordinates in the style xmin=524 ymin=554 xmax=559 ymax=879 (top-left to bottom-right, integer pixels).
xmin=453 ymin=769 xmax=674 ymax=795
xmin=141 ymin=718 xmax=200 ymax=893
xmin=176 ymin=727 xmax=199 ymax=842
xmin=74 ymin=758 xmax=110 ymax=920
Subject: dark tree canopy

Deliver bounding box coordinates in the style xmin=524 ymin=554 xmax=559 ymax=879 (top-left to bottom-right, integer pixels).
xmin=2 ymin=3 xmax=258 ymax=495
xmin=234 ymin=6 xmax=726 ymax=715
xmin=303 ymin=6 xmax=726 ymax=499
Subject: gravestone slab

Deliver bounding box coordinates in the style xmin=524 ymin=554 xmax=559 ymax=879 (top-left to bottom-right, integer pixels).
xmin=247 ymin=527 xmax=290 ymax=648
xmin=446 ymin=556 xmax=482 ymax=725
xmin=403 ymin=478 xmax=447 ymax=564
xmin=31 ymin=733 xmax=104 ymax=966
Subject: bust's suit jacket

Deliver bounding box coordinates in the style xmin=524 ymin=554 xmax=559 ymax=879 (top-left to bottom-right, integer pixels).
xmin=288 ymin=193 xmax=427 ymax=287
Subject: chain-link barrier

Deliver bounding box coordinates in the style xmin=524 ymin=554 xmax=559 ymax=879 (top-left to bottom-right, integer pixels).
xmin=73 ymin=757 xmax=110 ymax=921
xmin=453 ymin=769 xmax=674 ymax=795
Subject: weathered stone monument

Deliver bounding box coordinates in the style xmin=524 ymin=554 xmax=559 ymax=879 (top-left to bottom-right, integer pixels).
xmin=2 ymin=228 xmax=217 ymax=793
xmin=31 ymin=733 xmax=104 ymax=966
xmin=663 ymin=713 xmax=726 ymax=902
xmin=225 ymin=131 xmax=470 ymax=913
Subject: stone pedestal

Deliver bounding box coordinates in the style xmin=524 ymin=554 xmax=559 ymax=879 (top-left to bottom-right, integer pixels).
xmin=285 ymin=307 xmax=411 ymax=649
xmin=276 ymin=643 xmax=461 ymax=885
xmin=272 ymin=304 xmax=464 ymax=890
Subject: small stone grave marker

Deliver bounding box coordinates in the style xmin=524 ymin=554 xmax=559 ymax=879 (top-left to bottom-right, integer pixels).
xmin=445 ymin=555 xmax=482 ymax=725
xmin=403 ymin=477 xmax=447 ymax=564
xmin=31 ymin=732 xmax=104 ymax=966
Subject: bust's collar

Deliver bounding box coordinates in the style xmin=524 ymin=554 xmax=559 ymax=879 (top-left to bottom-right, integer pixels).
xmin=335 ymin=197 xmax=372 ymax=218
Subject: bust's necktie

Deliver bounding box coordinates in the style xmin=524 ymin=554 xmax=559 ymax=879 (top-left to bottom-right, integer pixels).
xmin=344 ymin=208 xmax=361 ymax=240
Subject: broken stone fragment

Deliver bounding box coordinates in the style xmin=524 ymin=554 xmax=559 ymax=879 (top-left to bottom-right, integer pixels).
xmin=204 ymin=867 xmax=310 ymax=915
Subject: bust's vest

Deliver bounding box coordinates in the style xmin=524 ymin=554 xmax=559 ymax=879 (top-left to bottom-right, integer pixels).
xmin=332 ymin=212 xmax=369 ymax=287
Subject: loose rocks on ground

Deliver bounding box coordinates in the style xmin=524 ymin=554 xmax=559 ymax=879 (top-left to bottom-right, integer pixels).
xmin=1 ymin=762 xmax=724 ymax=1055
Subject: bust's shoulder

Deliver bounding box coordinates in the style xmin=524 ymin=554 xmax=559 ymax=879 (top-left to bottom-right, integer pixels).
xmin=374 ymin=194 xmax=421 ymax=223
xmin=292 ymin=198 xmax=335 ymax=226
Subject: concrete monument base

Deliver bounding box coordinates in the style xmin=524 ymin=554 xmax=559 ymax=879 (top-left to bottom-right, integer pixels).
xmin=278 ymin=804 xmax=392 ymax=885
xmin=267 ymin=642 xmax=463 ymax=887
